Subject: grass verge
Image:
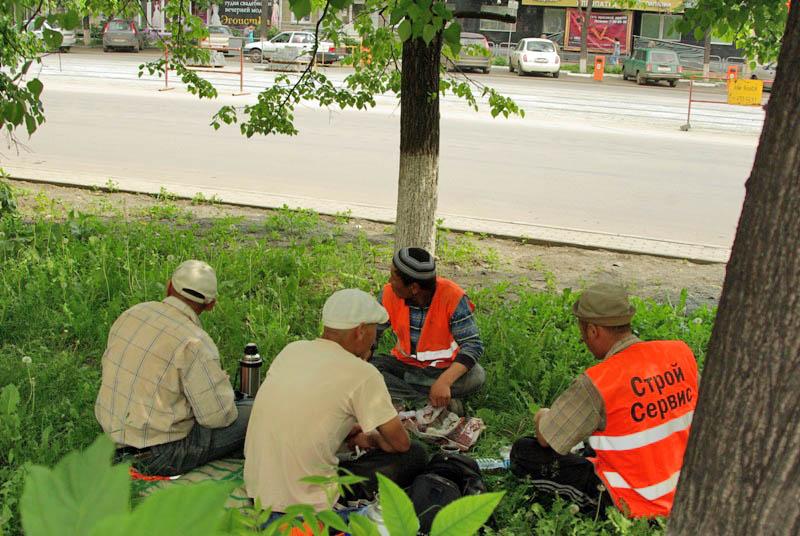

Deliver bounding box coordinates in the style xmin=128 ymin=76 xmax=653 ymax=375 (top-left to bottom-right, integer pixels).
xmin=0 ymin=186 xmax=714 ymax=534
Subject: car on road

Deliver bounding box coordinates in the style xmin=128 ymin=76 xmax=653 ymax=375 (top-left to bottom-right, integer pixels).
xmin=102 ymin=19 xmax=145 ymax=52
xmin=243 ymin=31 xmax=339 ymax=64
xmin=622 ymin=48 xmax=682 ymax=87
xmin=201 ymin=25 xmax=233 ymax=53
xmin=444 ymin=32 xmax=492 ymax=74
xmin=509 ymin=38 xmax=560 ymax=77
xmin=750 ymin=62 xmax=776 ymax=92
xmin=27 ymin=21 xmax=76 ymax=52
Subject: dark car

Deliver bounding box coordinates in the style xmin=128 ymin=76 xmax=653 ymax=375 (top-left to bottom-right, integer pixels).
xmin=103 ymin=19 xmax=145 ymax=52
xmin=622 ymin=48 xmax=682 ymax=87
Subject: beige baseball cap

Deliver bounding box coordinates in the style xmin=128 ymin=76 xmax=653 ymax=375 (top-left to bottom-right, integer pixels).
xmin=322 ymin=289 xmax=389 ymax=329
xmin=171 ymin=260 xmax=217 ymax=304
xmin=572 ymin=283 xmax=635 ymax=327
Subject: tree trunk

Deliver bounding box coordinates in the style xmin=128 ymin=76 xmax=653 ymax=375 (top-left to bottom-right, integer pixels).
xmin=579 ymin=0 xmax=593 ymax=73
xmin=260 ymin=0 xmax=269 ymax=38
xmin=703 ymin=28 xmax=711 ymax=81
xmin=83 ymin=15 xmax=91 ymax=46
xmin=668 ymin=8 xmax=800 ymax=535
xmin=395 ymin=33 xmax=442 ymax=253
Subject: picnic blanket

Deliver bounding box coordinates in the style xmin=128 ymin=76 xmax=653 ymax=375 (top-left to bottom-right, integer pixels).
xmin=131 ymin=458 xmax=251 ymax=509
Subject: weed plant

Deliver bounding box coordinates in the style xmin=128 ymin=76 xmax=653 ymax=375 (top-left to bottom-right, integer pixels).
xmin=0 ymin=189 xmax=714 ymax=534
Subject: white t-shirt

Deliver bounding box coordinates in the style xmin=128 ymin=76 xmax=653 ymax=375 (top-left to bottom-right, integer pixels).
xmin=244 ymin=338 xmax=398 ymax=512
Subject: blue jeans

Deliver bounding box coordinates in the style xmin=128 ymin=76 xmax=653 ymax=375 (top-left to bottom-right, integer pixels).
xmin=132 ymin=398 xmax=253 ymax=476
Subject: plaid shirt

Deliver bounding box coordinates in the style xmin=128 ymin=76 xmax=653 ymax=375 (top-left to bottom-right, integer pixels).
xmin=378 ymin=290 xmax=484 ymax=369
xmin=94 ymin=296 xmax=237 ymax=448
xmin=539 ymin=335 xmax=642 ymax=455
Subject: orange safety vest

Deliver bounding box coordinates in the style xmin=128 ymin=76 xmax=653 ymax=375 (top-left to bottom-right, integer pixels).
xmin=382 ymin=277 xmax=472 ymax=369
xmin=585 ymin=340 xmax=698 ymax=518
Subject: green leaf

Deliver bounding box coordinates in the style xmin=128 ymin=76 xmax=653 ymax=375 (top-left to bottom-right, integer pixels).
xmin=429 ymin=492 xmax=505 ymax=536
xmin=20 ymin=435 xmax=130 ymax=536
xmin=377 ymin=474 xmax=419 ymax=536
xmin=348 ymin=514 xmax=381 ymax=536
xmin=398 ymin=20 xmax=412 ymax=42
xmin=63 ymin=10 xmax=80 ymax=30
xmin=422 ymin=24 xmax=436 ymax=45
xmin=25 ymin=114 xmax=37 ymax=136
xmin=89 ymin=481 xmax=233 ymax=536
xmin=42 ymin=27 xmax=63 ymax=49
xmin=330 ymin=0 xmax=350 ymax=10
xmin=7 ymin=100 xmax=24 ymax=125
xmin=27 ymin=79 xmax=44 ymax=99
xmin=390 ymin=8 xmax=407 ymax=26
xmin=442 ymin=22 xmax=461 ymax=47
xmin=318 ymin=510 xmax=349 ymax=532
xmin=291 ymin=0 xmax=312 ymax=22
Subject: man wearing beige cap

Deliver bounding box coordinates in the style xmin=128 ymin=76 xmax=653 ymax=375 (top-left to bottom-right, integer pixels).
xmin=510 ymin=283 xmax=699 ymax=518
xmin=245 ymin=289 xmax=426 ymax=520
xmin=95 ymin=260 xmax=251 ymax=475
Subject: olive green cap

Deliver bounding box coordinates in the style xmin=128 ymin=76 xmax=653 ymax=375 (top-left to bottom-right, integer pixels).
xmin=572 ymin=283 xmax=635 ymax=326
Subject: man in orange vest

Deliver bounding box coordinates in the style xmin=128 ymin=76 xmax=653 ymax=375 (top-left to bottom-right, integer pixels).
xmin=510 ymin=283 xmax=698 ymax=518
xmin=371 ymin=247 xmax=486 ymax=415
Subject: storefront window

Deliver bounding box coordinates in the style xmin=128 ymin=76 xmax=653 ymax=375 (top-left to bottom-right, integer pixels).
xmin=480 ymin=6 xmax=516 ymax=32
xmin=543 ymin=8 xmax=565 ymax=35
xmin=641 ymin=13 xmax=681 ymax=41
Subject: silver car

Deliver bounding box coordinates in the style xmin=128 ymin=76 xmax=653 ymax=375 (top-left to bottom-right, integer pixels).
xmin=102 ymin=19 xmax=145 ymax=52
xmin=27 ymin=21 xmax=77 ymax=52
xmin=444 ymin=32 xmax=492 ymax=74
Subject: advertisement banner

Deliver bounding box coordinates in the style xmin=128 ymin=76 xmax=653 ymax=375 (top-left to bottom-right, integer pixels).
xmin=522 ymin=0 xmax=684 ymax=13
xmin=219 ymin=0 xmax=262 ymax=26
xmin=564 ymin=9 xmax=631 ymax=53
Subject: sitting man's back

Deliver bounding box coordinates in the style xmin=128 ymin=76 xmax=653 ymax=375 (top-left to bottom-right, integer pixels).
xmin=245 ymin=289 xmax=427 ymax=515
xmin=95 ymin=260 xmax=251 ymax=475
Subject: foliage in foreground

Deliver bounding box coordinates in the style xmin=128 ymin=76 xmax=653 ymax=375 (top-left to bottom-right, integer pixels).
xmin=15 ymin=433 xmax=503 ymax=536
xmin=0 ymin=189 xmax=714 ymax=534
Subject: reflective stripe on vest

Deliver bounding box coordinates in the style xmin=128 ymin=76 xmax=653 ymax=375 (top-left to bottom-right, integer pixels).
xmin=588 ymin=411 xmax=694 ymax=452
xmin=396 ymin=340 xmax=460 ymax=363
xmin=602 ymin=470 xmax=681 ymax=501
xmin=586 ymin=340 xmax=698 ymax=518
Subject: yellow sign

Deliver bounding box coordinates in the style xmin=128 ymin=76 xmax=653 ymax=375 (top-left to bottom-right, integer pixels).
xmin=727 ymin=79 xmax=764 ymax=106
xmin=521 ymin=0 xmax=684 ymax=12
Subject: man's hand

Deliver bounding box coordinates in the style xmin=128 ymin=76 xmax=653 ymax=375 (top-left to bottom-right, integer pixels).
xmin=347 ymin=432 xmax=374 ymax=451
xmin=429 ymin=377 xmax=452 ymax=407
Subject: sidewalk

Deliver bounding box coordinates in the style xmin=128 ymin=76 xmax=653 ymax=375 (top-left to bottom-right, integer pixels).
xmin=6 ymin=169 xmax=731 ymax=264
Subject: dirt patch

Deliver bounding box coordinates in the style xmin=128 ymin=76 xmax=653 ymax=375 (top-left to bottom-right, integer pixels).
xmin=9 ymin=179 xmax=725 ymax=310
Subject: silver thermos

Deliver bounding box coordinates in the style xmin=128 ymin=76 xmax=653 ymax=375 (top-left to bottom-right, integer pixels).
xmin=239 ymin=343 xmax=262 ymax=397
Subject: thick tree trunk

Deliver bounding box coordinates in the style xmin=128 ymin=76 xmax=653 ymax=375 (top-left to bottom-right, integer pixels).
xmin=579 ymin=0 xmax=593 ymax=73
xmin=83 ymin=16 xmax=91 ymax=46
xmin=668 ymin=9 xmax=800 ymax=535
xmin=395 ymin=33 xmax=442 ymax=253
xmin=703 ymin=28 xmax=711 ymax=81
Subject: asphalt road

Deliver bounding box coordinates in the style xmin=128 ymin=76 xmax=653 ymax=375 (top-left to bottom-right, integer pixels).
xmin=1 ymin=49 xmax=761 ymax=253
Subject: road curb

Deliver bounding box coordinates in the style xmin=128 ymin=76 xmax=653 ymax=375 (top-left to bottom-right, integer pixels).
xmin=6 ymin=171 xmax=730 ymax=264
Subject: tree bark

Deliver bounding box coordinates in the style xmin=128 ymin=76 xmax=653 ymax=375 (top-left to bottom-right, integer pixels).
xmin=83 ymin=15 xmax=91 ymax=46
xmin=395 ymin=33 xmax=442 ymax=253
xmin=668 ymin=8 xmax=800 ymax=535
xmin=703 ymin=28 xmax=711 ymax=81
xmin=579 ymin=0 xmax=593 ymax=73
xmin=260 ymin=0 xmax=269 ymax=39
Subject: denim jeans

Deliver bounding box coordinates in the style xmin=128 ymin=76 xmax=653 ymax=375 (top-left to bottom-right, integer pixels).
xmin=370 ymin=354 xmax=486 ymax=405
xmin=131 ymin=398 xmax=253 ymax=476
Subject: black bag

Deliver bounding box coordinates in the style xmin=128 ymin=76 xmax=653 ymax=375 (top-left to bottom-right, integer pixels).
xmin=407 ymin=452 xmax=487 ymax=534
xmin=408 ymin=473 xmax=462 ymax=534
xmin=425 ymin=451 xmax=486 ymax=496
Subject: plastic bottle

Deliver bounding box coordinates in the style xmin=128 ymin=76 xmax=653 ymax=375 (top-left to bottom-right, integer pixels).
xmin=499 ymin=445 xmax=511 ymax=469
xmin=475 ymin=458 xmax=507 ymax=472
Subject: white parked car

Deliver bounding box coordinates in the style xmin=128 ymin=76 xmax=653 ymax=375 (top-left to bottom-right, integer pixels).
xmin=27 ymin=21 xmax=77 ymax=52
xmin=201 ymin=25 xmax=233 ymax=53
xmin=243 ymin=31 xmax=338 ymax=64
xmin=509 ymin=38 xmax=560 ymax=78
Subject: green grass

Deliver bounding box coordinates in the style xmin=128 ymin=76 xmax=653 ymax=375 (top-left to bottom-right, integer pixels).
xmin=0 ymin=187 xmax=714 ymax=534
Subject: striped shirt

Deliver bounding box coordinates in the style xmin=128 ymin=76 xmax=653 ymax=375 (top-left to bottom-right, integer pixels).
xmin=94 ymin=296 xmax=237 ymax=448
xmin=377 ymin=290 xmax=484 ymax=369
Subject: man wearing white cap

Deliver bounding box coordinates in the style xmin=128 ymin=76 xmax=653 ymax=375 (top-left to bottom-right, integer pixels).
xmin=245 ymin=289 xmax=426 ymax=518
xmin=95 ymin=260 xmax=251 ymax=475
